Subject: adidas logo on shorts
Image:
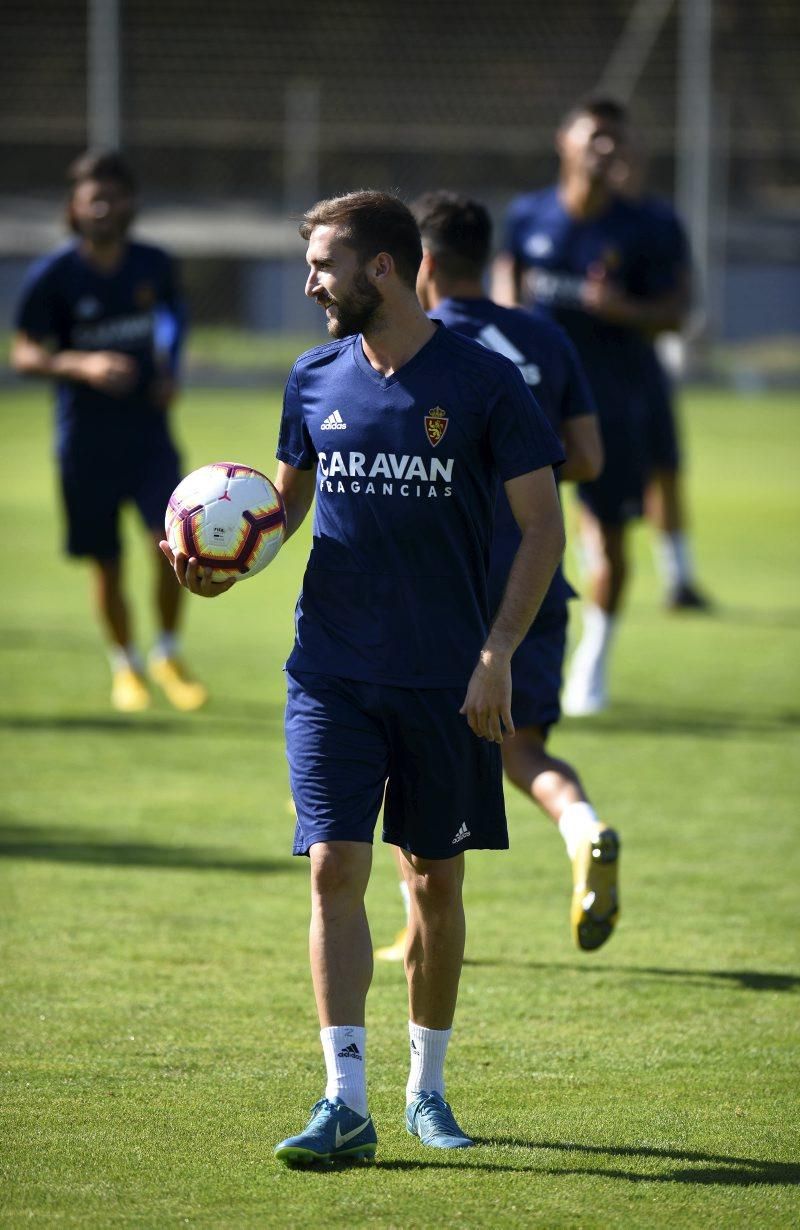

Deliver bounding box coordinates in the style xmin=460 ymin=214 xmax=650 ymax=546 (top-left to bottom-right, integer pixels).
xmin=452 ymin=822 xmax=471 ymax=845
xmin=321 ymin=410 xmax=347 ymax=430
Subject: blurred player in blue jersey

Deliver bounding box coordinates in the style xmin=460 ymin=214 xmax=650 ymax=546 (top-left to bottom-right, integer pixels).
xmin=375 ymin=191 xmax=620 ymax=959
xmin=610 ymin=139 xmax=712 ymax=611
xmin=11 ymin=151 xmax=205 ymax=713
xmin=494 ymin=98 xmax=708 ymax=715
xmin=161 ymin=191 xmax=566 ymax=1163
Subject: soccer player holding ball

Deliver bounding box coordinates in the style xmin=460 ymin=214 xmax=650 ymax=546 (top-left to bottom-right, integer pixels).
xmin=11 ymin=151 xmax=206 ymax=712
xmin=162 ymin=191 xmax=566 ymax=1164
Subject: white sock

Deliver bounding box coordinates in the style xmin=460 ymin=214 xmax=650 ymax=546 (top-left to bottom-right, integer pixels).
xmin=399 ymin=879 xmax=411 ymax=924
xmin=567 ymin=604 xmax=615 ymax=691
xmin=108 ymin=644 xmax=143 ymax=673
xmin=658 ymin=531 xmax=693 ymax=589
xmin=151 ymin=631 xmax=179 ymax=661
xmin=320 ymin=1026 xmax=368 ymax=1118
xmin=406 ymin=1021 xmax=451 ymax=1104
xmin=558 ymin=801 xmax=604 ymax=860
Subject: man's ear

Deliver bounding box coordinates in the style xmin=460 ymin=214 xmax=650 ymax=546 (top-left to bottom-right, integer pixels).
xmin=419 ymin=249 xmax=436 ymax=278
xmin=371 ymin=251 xmax=394 ymax=281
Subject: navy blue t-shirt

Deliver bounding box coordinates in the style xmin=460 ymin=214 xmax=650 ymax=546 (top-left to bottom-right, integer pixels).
xmin=277 ymin=324 xmax=565 ymax=688
xmin=630 ymin=195 xmax=690 ymax=414
xmin=503 ymin=186 xmax=676 ymax=420
xmin=430 ymin=297 xmax=596 ymax=622
xmin=15 ymin=240 xmax=186 ymax=454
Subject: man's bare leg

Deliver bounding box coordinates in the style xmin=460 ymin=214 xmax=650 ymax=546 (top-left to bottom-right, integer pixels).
xmin=562 ymin=506 xmax=626 ymax=715
xmin=502 ymin=727 xmax=620 ymax=950
xmin=398 ymin=848 xmax=473 ymax=1147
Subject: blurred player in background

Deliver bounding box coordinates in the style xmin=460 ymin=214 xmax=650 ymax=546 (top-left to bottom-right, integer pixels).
xmin=609 ymin=137 xmax=711 ymax=611
xmin=375 ymin=191 xmax=619 ymax=961
xmin=494 ymin=98 xmax=708 ymax=716
xmin=11 ymin=151 xmax=206 ymax=713
xmin=162 ymin=191 xmax=566 ymax=1164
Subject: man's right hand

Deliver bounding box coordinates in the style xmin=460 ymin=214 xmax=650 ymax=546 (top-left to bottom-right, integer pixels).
xmin=159 ymin=542 xmax=236 ymax=597
xmin=79 ymin=351 xmax=139 ymax=395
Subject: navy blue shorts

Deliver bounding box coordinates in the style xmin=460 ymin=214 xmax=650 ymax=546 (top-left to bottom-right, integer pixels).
xmin=510 ymin=608 xmax=568 ymax=733
xmin=576 ymin=412 xmax=646 ymax=525
xmin=285 ymin=671 xmax=508 ymax=860
xmin=59 ymin=433 xmax=181 ymax=560
xmin=644 ymin=363 xmax=681 ymax=472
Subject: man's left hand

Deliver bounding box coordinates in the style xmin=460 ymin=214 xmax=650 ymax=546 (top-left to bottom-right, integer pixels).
xmin=580 ymin=267 xmax=635 ymax=325
xmin=460 ymin=651 xmax=515 ymax=744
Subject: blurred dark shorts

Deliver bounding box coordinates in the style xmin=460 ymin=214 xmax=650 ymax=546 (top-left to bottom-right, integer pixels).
xmin=510 ymin=607 xmax=568 ymax=734
xmin=59 ymin=435 xmax=181 ymax=560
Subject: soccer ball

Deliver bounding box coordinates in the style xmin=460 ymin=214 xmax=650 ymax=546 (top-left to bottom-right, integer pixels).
xmin=165 ymin=462 xmax=286 ymax=583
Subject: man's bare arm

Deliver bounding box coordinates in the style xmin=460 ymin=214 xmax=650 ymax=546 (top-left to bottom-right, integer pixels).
xmin=460 ymin=466 xmax=565 ymax=743
xmin=560 ymin=414 xmax=604 ymax=482
xmin=490 ymin=253 xmax=523 ymax=308
xmin=581 ymin=268 xmax=691 ymax=334
xmin=273 ymin=460 xmax=317 ymax=542
xmin=11 ymin=330 xmax=138 ymax=396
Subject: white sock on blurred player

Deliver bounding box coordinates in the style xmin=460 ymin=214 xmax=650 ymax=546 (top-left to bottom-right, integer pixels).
xmin=320 ymin=1026 xmax=368 ymax=1117
xmin=151 ymin=631 xmax=179 ymax=661
xmin=658 ymin=531 xmax=694 ymax=589
xmin=399 ymin=878 xmax=411 ymax=923
xmin=558 ymin=801 xmax=604 ymax=860
xmin=562 ymin=603 xmax=615 ymax=715
xmin=109 ymin=644 xmax=144 ymax=674
xmin=407 ymin=1021 xmax=451 ymax=1103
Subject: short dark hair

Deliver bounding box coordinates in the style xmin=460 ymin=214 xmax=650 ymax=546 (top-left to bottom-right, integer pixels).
xmin=67 ymin=150 xmax=137 ymax=195
xmin=559 ymin=96 xmax=629 ymax=133
xmin=411 ymin=191 xmax=492 ymax=280
xmin=299 ymin=191 xmax=422 ymax=290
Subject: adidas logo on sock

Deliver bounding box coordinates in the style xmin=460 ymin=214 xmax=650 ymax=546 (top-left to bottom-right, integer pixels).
xmin=410 ymin=1039 xmax=418 ymax=1052
xmin=337 ymin=1042 xmax=362 ymax=1060
xmin=321 ymin=409 xmax=347 ymax=430
xmin=452 ymin=822 xmax=471 ymax=845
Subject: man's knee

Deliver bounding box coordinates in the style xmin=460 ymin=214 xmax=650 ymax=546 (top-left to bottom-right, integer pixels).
xmin=404 ymin=853 xmax=464 ymax=911
xmin=309 ymin=841 xmax=371 ymax=902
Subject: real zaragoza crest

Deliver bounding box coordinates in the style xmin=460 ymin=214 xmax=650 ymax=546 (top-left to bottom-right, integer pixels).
xmin=424 ymin=406 xmax=449 ymax=447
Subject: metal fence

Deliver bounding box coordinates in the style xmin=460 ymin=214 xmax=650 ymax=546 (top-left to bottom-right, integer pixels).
xmin=2 ymin=0 xmax=799 ymax=346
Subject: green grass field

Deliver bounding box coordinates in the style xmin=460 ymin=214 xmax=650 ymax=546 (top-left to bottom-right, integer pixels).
xmin=1 ymin=384 xmax=799 ymax=1228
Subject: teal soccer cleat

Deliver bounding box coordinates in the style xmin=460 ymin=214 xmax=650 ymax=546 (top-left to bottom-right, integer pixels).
xmin=274 ymin=1098 xmax=377 ymax=1166
xmin=405 ymin=1092 xmax=473 ymax=1149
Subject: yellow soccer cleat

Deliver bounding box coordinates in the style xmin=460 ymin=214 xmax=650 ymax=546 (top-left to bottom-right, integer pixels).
xmin=571 ymin=828 xmax=620 ymax=951
xmin=148 ymin=656 xmax=208 ymax=711
xmin=111 ymin=667 xmax=151 ymax=713
xmin=374 ymin=927 xmax=408 ymax=962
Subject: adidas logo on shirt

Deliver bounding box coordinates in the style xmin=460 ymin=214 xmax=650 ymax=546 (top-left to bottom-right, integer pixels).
xmin=321 ymin=409 xmax=347 ymax=430
xmin=452 ymin=822 xmax=471 ymax=845
xmin=337 ymin=1042 xmax=362 ymax=1060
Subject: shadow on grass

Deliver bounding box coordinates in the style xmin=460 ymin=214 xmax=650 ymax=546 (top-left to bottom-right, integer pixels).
xmin=0 ymin=702 xmax=285 ymax=736
xmin=372 ymin=1140 xmax=800 ymax=1186
xmin=563 ymin=700 xmax=800 ymax=739
xmin=712 ymin=604 xmax=800 ymax=630
xmin=275 ymin=1143 xmax=800 ymax=1186
xmin=0 ymin=714 xmax=184 ymax=734
xmin=475 ymin=1138 xmax=800 ymax=1186
xmin=0 ymin=820 xmax=294 ymax=875
xmin=462 ymin=958 xmax=799 ymax=992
